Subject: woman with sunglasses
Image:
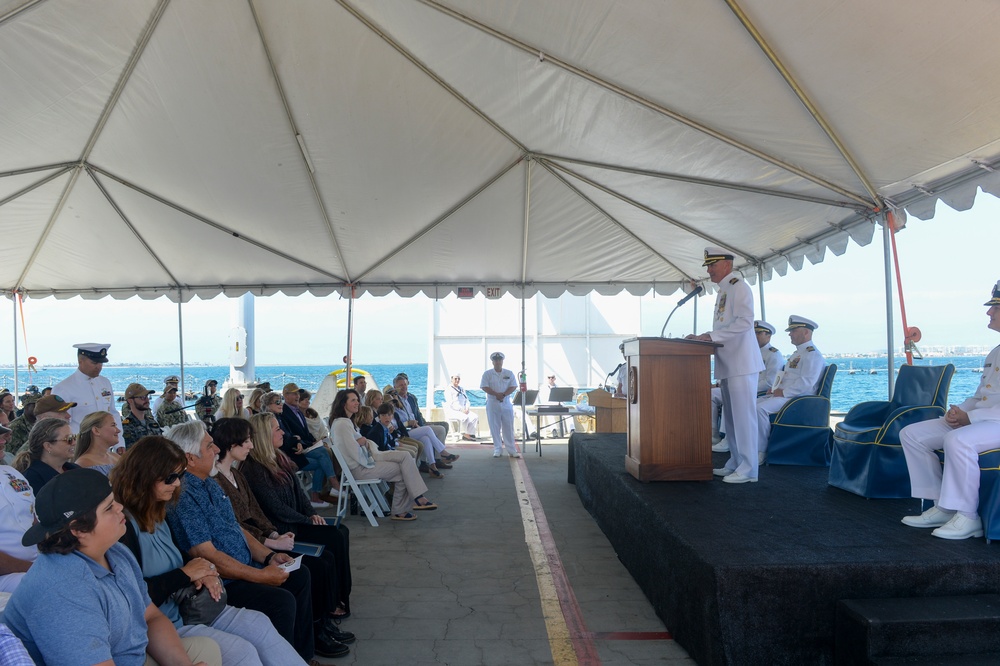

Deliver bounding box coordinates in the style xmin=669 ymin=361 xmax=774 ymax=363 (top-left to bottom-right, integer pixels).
xmin=215 ymin=388 xmax=250 ymax=421
xmin=73 ymin=411 xmax=122 ymax=474
xmin=12 ymin=417 xmax=80 ymax=494
xmin=112 ymin=436 xmax=309 ymax=666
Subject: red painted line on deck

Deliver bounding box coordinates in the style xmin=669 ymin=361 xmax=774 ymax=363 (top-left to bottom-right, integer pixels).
xmin=585 ymin=631 xmax=673 ymax=641
xmin=516 ymin=457 xmax=603 ymax=666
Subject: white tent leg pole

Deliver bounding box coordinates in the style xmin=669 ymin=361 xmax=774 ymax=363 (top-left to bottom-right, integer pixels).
xmin=882 ymin=219 xmax=895 ymax=398
xmin=757 ymin=266 xmax=766 ymax=322
xmin=345 ymin=286 xmax=355 ymax=383
xmin=692 ymin=292 xmax=698 ymax=335
xmin=12 ymin=295 xmax=19 ymax=394
xmin=177 ymin=290 xmax=186 ymax=404
xmin=521 ymin=291 xmax=527 ymax=446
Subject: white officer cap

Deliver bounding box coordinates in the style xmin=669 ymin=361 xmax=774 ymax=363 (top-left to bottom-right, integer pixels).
xmin=490 ymin=351 xmax=505 ymax=361
xmin=985 ymin=280 xmax=1000 ymax=306
xmin=702 ymin=247 xmax=735 ymax=266
xmin=785 ymin=315 xmax=819 ymax=332
xmin=73 ymin=343 xmax=110 ymax=363
xmin=754 ymin=320 xmax=776 ymax=336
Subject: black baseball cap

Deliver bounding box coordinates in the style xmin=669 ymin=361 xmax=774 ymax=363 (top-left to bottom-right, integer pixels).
xmin=22 ymin=468 xmax=112 ymax=546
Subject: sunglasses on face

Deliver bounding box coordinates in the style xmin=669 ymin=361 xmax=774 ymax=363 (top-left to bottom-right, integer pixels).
xmin=162 ymin=471 xmax=183 ymax=485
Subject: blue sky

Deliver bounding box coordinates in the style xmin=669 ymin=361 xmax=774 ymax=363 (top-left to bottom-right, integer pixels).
xmin=2 ymin=192 xmax=997 ymax=367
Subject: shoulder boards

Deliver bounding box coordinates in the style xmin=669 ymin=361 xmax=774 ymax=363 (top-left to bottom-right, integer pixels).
xmin=769 ymin=346 xmax=778 ymax=352
xmin=729 ymin=277 xmax=738 ymax=284
xmin=806 ymin=346 xmax=815 ymax=352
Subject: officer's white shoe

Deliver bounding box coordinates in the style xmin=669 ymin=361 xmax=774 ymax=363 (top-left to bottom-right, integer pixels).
xmin=901 ymin=505 xmax=954 ymax=528
xmin=931 ymin=513 xmax=983 ymax=540
xmin=492 ymin=451 xmax=502 ymax=458
xmin=758 ymin=451 xmax=766 ymax=464
xmin=509 ymin=453 xmax=521 ymax=458
xmin=712 ymin=467 xmax=734 ymax=477
xmin=722 ymin=472 xmax=758 ymax=484
xmin=711 ymin=440 xmax=729 ymax=453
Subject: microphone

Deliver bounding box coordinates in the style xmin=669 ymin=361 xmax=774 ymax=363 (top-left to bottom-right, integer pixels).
xmin=660 ymin=285 xmax=703 ymax=337
xmin=603 ymin=362 xmax=626 ymax=391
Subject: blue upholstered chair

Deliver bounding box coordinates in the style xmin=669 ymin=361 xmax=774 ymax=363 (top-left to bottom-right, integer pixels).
xmin=976 ymin=448 xmax=1000 ymax=544
xmin=764 ymin=364 xmax=837 ymax=467
xmin=827 ymin=363 xmax=955 ymax=498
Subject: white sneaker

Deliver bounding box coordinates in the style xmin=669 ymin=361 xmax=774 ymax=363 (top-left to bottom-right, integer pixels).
xmin=493 ymin=452 xmax=502 ymax=458
xmin=711 ymin=440 xmax=730 ymax=453
xmin=713 ymin=467 xmax=734 ymax=477
xmin=901 ymin=505 xmax=954 ymax=528
xmin=310 ymin=500 xmax=331 ymax=508
xmin=509 ymin=453 xmax=521 ymax=458
xmin=758 ymin=451 xmax=766 ymax=464
xmin=932 ymin=513 xmax=983 ymax=540
xmin=722 ymin=472 xmax=758 ymax=484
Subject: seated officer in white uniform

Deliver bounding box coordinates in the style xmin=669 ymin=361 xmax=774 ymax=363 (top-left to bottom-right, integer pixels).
xmin=712 ymin=320 xmax=785 ymax=452
xmin=898 ymin=280 xmax=1000 ymax=540
xmin=52 ymin=343 xmax=125 ymax=449
xmin=755 ymin=316 xmax=825 ymax=462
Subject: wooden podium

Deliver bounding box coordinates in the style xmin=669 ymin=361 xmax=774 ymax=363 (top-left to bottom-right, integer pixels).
xmin=623 ymin=337 xmax=718 ymax=482
xmin=586 ymin=389 xmax=626 ymax=433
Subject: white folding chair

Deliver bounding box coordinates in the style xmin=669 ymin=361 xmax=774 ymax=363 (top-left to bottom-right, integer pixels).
xmin=330 ymin=441 xmax=388 ymax=527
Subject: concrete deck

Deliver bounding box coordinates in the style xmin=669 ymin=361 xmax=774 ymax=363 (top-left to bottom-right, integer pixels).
xmin=315 ymin=439 xmax=694 ymax=665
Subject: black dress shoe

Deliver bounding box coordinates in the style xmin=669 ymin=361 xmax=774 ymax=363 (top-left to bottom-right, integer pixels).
xmin=314 ymin=631 xmax=350 ymax=658
xmin=322 ymin=619 xmax=356 ymax=644
xmin=418 ymin=461 xmax=430 ymax=473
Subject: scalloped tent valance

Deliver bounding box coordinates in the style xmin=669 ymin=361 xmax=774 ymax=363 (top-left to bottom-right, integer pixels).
xmin=2 ymin=0 xmax=999 ymax=302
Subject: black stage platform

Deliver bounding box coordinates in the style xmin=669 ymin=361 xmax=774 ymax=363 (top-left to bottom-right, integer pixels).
xmin=569 ymin=433 xmax=1000 ymax=665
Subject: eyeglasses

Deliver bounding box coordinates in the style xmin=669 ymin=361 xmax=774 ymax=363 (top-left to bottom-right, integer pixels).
xmin=51 ymin=434 xmax=77 ymax=444
xmin=162 ymin=471 xmax=183 ymax=485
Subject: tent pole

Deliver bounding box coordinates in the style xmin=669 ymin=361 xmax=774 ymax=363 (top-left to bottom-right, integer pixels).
xmin=757 ymin=266 xmax=766 ymax=322
xmin=345 ymin=286 xmax=355 ymax=385
xmin=12 ymin=295 xmax=19 ymax=395
xmin=692 ymin=290 xmax=698 ymax=335
xmin=882 ymin=218 xmax=895 ymax=398
xmin=177 ymin=290 xmax=186 ymax=405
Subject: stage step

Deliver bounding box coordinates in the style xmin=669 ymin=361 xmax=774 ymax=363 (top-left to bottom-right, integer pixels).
xmin=836 ymin=594 xmax=1000 ymax=665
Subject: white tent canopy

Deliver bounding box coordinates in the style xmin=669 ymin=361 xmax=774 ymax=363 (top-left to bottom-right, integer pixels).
xmin=3 ymin=0 xmax=1000 ymax=301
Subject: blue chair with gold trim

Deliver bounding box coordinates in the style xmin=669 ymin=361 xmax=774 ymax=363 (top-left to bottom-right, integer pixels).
xmin=765 ymin=364 xmax=837 ymax=466
xmin=977 ymin=448 xmax=1000 ymax=544
xmin=828 ymin=363 xmax=955 ymax=498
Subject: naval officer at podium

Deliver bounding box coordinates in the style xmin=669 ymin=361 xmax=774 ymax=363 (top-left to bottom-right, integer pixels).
xmin=687 ymin=248 xmax=763 ymax=484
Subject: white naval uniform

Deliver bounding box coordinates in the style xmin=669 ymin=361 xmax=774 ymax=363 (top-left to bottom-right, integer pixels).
xmin=480 ymin=368 xmax=518 ymax=455
xmin=756 ymin=341 xmax=825 ymax=453
xmin=53 ymin=370 xmax=126 ymax=448
xmin=901 ymin=344 xmax=1000 ymax=514
xmin=711 ymin=344 xmax=785 ymax=431
xmin=444 ymin=384 xmax=479 ymax=436
xmin=0 ymin=465 xmax=37 ymax=593
xmin=710 ymin=273 xmax=764 ymax=478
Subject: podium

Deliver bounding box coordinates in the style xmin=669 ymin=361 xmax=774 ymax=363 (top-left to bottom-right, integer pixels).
xmin=623 ymin=337 xmax=718 ymax=482
xmin=586 ymin=389 xmax=627 ymax=433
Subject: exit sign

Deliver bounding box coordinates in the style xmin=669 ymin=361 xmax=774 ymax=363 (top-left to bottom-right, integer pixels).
xmin=486 ymin=287 xmax=501 ymax=299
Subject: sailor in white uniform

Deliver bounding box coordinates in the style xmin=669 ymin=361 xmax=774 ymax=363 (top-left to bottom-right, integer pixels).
xmin=480 ymin=352 xmax=519 ymax=458
xmin=712 ymin=320 xmax=785 ymax=451
xmin=688 ymin=247 xmax=764 ymax=484
xmin=52 ymin=343 xmax=125 ymax=449
xmin=899 ymin=280 xmax=1000 ymax=540
xmin=755 ymin=316 xmax=825 ymax=460
xmin=444 ymin=373 xmax=480 ymax=441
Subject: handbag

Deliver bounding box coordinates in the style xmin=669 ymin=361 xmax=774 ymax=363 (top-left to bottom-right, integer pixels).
xmin=171 ymin=581 xmax=228 ymax=626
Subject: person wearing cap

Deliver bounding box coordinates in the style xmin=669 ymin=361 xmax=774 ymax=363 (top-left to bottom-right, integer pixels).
xmin=445 ymin=373 xmax=479 ymax=441
xmin=158 ymin=384 xmax=192 ymax=428
xmin=13 ymin=417 xmax=81 ymax=494
xmin=0 ymin=461 xmax=36 ymax=593
xmin=277 ymin=383 xmax=339 ymax=507
xmin=52 ymin=343 xmax=126 ymax=449
xmin=152 ymin=375 xmax=181 ymax=415
xmin=481 ymin=352 xmax=520 ymax=458
xmin=898 ymin=281 xmax=1000 ymax=540
xmin=711 ymin=320 xmax=785 ymax=452
xmin=0 ymin=420 xmax=13 ymax=466
xmin=687 ymin=248 xmax=764 ymax=484
xmin=7 ymin=394 xmax=39 ymax=456
xmin=754 ymin=315 xmax=826 ymax=463
xmin=3 ymin=468 xmax=223 ymax=666
xmin=122 ymin=383 xmax=163 ymax=449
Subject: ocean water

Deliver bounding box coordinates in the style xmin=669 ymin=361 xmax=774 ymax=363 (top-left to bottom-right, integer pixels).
xmin=1 ymin=356 xmax=987 ymax=413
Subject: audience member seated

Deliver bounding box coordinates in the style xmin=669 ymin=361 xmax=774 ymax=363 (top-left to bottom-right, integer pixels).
xmin=111 ymin=436 xmax=307 ymax=665
xmin=444 ymin=374 xmax=479 ymax=441
xmin=298 ymin=389 xmax=329 ymax=442
xmin=151 ymin=375 xmax=181 ymax=415
xmin=246 ymin=388 xmax=266 ymax=416
xmin=12 ymin=418 xmax=80 ymax=494
xmin=122 ymin=383 xmax=163 ymax=448
xmin=4 ymin=468 xmax=222 ymax=666
xmin=29 ymin=394 xmax=74 ymax=424
xmin=330 ymin=389 xmax=438 ymax=521
xmin=163 ymin=420 xmax=342 ymax=661
xmin=0 ymin=624 xmax=32 ymax=664
xmin=384 ymin=387 xmax=455 ymax=478
xmin=0 ymin=421 xmax=12 ymax=466
xmin=271 ymin=384 xmax=339 ymax=507
xmin=0 ymin=391 xmax=14 ymax=423
xmin=73 ymin=411 xmax=122 ymax=474
xmin=215 ymin=388 xmax=250 ymax=421
xmin=393 ymin=373 xmax=449 ymax=443
xmin=6 ymin=395 xmax=37 ymax=456
xmin=233 ymin=416 xmax=355 ymax=643
xmin=157 ymin=385 xmax=191 ymax=429
xmin=362 ymin=393 xmax=419 ymax=459
xmin=0 ymin=464 xmax=36 ymax=594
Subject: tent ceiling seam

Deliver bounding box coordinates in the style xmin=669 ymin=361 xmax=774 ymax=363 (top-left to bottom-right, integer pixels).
xmin=542 ymin=158 xmax=759 ymax=263
xmin=417 ymin=0 xmax=872 ymax=207
xmin=0 ymin=0 xmax=46 ymax=29
xmin=536 ymin=159 xmax=693 ymax=282
xmin=247 ymin=0 xmax=349 ymax=280
xmin=352 ymin=156 xmax=523 ymax=283
xmin=0 ymin=162 xmax=79 ymax=179
xmin=723 ymin=0 xmax=880 ymax=205
xmin=87 ymin=166 xmax=180 ymax=286
xmin=337 ymin=0 xmax=527 ymax=153
xmin=87 ymin=164 xmax=347 ymax=282
xmin=13 ymin=165 xmax=83 ymax=292
xmin=0 ymin=166 xmax=72 ymax=208
xmin=534 ymin=153 xmax=867 ymax=211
